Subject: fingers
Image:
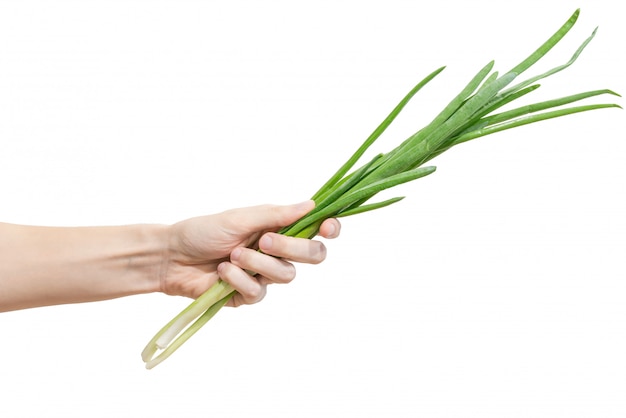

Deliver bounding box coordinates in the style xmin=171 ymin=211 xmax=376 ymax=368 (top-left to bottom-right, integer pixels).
xmin=228 ymin=200 xmax=315 ymax=233
xmin=217 ymin=269 xmax=290 ymax=308
xmin=215 ymin=203 xmax=341 ymax=307
xmin=218 ymin=243 xmax=300 ymax=305
xmin=231 ymin=247 xmax=296 ymax=283
xmin=224 ymin=201 xmax=341 ymax=242
xmin=217 ymin=232 xmax=329 ymax=305
xmin=217 ymin=262 xmax=267 ymax=306
xmin=259 ymin=233 xmax=327 ymax=264
xmin=319 ymin=218 xmax=341 ymax=239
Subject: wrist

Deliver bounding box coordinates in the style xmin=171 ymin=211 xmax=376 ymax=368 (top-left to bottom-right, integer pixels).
xmin=134 ymin=223 xmax=172 ymax=295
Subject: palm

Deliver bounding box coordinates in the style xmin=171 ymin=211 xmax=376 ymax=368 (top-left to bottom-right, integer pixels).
xmin=162 ymin=212 xmax=266 ymax=297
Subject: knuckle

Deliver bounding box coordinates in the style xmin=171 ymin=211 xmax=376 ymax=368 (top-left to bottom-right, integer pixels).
xmin=232 ymin=247 xmax=249 ymax=265
xmin=282 ymin=264 xmax=297 ymax=283
xmin=265 ymin=204 xmax=288 ymax=226
xmin=244 ymin=282 xmax=265 ymax=304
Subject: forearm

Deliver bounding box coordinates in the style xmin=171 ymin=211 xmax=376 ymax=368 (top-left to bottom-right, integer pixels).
xmin=0 ymin=223 xmax=168 ymax=312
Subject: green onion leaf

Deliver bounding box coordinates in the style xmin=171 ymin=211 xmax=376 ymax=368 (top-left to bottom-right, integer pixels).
xmin=141 ymin=9 xmax=621 ymax=368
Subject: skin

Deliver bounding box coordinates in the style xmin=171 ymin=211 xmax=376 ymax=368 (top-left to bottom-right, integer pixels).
xmin=0 ymin=200 xmax=340 ymax=312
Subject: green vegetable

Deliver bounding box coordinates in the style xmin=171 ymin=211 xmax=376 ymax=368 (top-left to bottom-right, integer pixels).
xmin=142 ymin=9 xmax=621 ymax=369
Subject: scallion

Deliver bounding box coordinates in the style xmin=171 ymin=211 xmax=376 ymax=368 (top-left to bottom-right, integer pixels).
xmin=142 ymin=9 xmax=621 ymax=369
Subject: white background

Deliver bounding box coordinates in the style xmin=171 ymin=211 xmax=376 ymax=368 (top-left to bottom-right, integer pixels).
xmin=0 ymin=0 xmax=624 ymax=417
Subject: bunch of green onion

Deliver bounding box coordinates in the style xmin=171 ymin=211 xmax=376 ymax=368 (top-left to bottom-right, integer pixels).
xmin=142 ymin=9 xmax=620 ymax=369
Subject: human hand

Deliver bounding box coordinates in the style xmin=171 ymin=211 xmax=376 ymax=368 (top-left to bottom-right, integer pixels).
xmin=160 ymin=201 xmax=340 ymax=306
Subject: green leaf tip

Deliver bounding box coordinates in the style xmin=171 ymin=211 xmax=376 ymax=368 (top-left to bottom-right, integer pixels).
xmin=607 ymin=90 xmax=622 ymax=98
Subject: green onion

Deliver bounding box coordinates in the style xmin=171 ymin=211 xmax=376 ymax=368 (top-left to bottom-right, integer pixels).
xmin=142 ymin=9 xmax=621 ymax=369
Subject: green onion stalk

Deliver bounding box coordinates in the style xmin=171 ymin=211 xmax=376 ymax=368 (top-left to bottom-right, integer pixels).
xmin=142 ymin=9 xmax=621 ymax=369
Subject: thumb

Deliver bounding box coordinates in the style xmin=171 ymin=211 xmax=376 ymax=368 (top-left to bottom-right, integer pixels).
xmin=232 ymin=200 xmax=315 ymax=233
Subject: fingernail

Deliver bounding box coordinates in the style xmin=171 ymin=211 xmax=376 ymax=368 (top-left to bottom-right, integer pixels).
xmin=259 ymin=234 xmax=273 ymax=250
xmin=327 ymin=222 xmax=337 ymax=237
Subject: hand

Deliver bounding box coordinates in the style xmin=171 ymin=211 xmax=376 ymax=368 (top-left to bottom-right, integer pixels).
xmin=160 ymin=201 xmax=340 ymax=306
